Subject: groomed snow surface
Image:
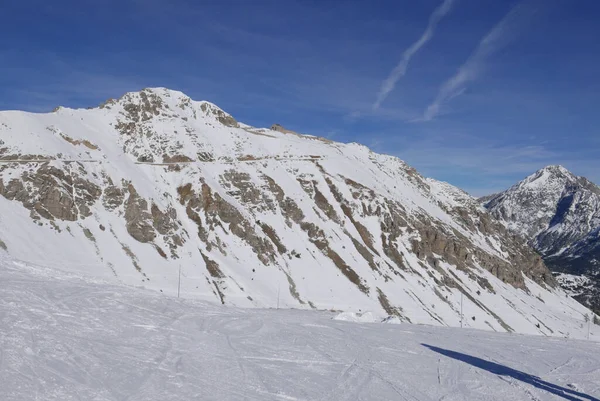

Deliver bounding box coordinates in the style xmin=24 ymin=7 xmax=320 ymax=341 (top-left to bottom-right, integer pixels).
xmin=1 ymin=258 xmax=599 ymax=401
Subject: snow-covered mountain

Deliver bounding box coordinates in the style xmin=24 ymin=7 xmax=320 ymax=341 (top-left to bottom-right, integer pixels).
xmin=0 ymin=88 xmax=595 ymax=335
xmin=482 ymin=165 xmax=600 ymax=312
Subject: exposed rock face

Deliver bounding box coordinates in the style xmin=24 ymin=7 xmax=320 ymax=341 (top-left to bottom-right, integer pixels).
xmin=0 ymin=87 xmax=594 ymax=336
xmin=270 ymin=124 xmax=296 ymax=135
xmin=179 ymin=181 xmax=277 ymax=266
xmin=102 ymin=183 xmax=125 ymax=211
xmin=124 ymin=184 xmax=157 ymax=243
xmin=483 ymin=165 xmax=600 ymax=312
xmin=201 ymin=103 xmax=238 ymax=127
xmin=0 ymin=163 xmax=102 ymax=221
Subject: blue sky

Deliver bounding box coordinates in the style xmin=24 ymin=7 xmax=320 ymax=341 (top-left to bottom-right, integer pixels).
xmin=2 ymin=0 xmax=599 ymax=195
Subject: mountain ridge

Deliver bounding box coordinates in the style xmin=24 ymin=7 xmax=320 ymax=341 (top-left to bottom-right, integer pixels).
xmin=0 ymin=87 xmax=595 ymax=336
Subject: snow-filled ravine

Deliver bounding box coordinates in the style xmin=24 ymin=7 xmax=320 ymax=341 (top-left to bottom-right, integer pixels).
xmin=1 ymin=258 xmax=599 ymax=401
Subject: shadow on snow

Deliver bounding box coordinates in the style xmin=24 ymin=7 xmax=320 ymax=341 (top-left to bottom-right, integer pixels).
xmin=422 ymin=344 xmax=599 ymax=401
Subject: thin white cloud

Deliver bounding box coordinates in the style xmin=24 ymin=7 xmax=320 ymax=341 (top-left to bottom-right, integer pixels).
xmin=422 ymin=2 xmax=533 ymax=121
xmin=373 ymin=0 xmax=455 ymax=110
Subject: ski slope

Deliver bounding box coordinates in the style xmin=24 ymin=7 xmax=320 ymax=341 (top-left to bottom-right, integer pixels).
xmin=1 ymin=258 xmax=599 ymax=401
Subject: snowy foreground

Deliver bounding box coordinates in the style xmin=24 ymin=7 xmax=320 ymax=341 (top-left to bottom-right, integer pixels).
xmin=1 ymin=260 xmax=599 ymax=401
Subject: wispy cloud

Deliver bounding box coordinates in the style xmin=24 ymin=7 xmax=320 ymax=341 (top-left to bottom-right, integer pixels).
xmin=422 ymin=2 xmax=535 ymax=121
xmin=373 ymin=0 xmax=455 ymax=110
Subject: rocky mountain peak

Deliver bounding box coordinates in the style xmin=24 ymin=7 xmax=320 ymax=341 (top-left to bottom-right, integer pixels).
xmin=483 ymin=165 xmax=600 ymax=312
xmin=513 ymin=165 xmax=577 ymax=193
xmin=97 ymin=87 xmax=238 ymax=129
xmin=538 ymin=164 xmax=571 ymax=176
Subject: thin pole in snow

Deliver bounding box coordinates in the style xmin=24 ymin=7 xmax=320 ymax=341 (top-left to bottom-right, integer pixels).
xmin=460 ymin=292 xmax=464 ymax=328
xmin=277 ymin=281 xmax=280 ymax=310
xmin=177 ymin=264 xmax=181 ymax=298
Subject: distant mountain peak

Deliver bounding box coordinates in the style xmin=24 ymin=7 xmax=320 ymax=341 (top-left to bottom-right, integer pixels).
xmin=483 ymin=166 xmax=600 ymax=312
xmin=525 ymin=164 xmax=575 ymax=184
xmin=539 ymin=164 xmax=570 ymax=174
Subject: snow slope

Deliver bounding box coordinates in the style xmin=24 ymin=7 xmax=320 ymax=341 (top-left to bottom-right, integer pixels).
xmin=1 ymin=258 xmax=599 ymax=401
xmin=0 ymin=88 xmax=597 ymax=335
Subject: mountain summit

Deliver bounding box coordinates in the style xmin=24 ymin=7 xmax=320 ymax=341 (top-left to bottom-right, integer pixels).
xmin=483 ymin=165 xmax=600 ymax=311
xmin=0 ymin=88 xmax=595 ymax=335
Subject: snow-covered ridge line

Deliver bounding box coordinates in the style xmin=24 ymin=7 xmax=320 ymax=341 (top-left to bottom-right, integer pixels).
xmin=0 ymin=87 xmax=597 ymax=337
